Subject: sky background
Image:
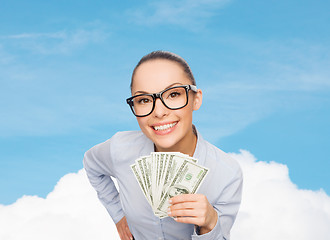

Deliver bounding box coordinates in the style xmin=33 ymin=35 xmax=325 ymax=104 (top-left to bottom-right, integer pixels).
xmin=0 ymin=0 xmax=330 ymax=238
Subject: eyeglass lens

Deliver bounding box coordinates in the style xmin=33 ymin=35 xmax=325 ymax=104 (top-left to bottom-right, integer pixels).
xmin=132 ymin=86 xmax=188 ymax=116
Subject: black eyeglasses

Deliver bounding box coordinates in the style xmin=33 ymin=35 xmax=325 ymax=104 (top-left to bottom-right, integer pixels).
xmin=126 ymin=85 xmax=198 ymax=117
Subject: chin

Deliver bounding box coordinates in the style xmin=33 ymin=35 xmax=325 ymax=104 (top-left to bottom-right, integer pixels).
xmin=153 ymin=137 xmax=181 ymax=152
xmin=142 ymin=126 xmax=184 ymax=151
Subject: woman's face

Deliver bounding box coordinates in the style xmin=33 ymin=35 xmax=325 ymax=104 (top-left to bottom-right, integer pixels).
xmin=131 ymin=59 xmax=202 ymax=153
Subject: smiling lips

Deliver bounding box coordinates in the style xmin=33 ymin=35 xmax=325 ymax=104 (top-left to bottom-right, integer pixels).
xmin=152 ymin=122 xmax=177 ymax=131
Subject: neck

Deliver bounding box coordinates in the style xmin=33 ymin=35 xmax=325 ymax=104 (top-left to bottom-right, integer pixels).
xmin=155 ymin=127 xmax=197 ymax=157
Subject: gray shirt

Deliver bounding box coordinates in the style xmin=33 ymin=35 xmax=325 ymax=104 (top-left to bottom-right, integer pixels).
xmin=83 ymin=129 xmax=243 ymax=240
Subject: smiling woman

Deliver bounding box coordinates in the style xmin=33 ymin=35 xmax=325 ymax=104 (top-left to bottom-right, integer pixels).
xmin=83 ymin=51 xmax=243 ymax=240
xmin=130 ymin=59 xmax=201 ymax=155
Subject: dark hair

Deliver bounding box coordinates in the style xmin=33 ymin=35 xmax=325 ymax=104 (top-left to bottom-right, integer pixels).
xmin=130 ymin=51 xmax=196 ymax=91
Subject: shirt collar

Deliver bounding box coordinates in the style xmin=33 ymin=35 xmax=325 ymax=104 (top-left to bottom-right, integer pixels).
xmin=139 ymin=125 xmax=206 ymax=162
xmin=139 ymin=134 xmax=154 ymax=157
xmin=193 ymin=126 xmax=206 ymax=165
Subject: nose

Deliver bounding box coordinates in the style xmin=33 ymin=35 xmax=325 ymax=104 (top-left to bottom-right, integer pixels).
xmin=152 ymin=98 xmax=168 ymax=118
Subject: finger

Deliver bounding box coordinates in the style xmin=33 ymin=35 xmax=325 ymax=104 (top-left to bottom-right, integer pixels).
xmin=118 ymin=229 xmax=127 ymax=240
xmin=170 ymin=196 xmax=209 ymax=212
xmin=169 ymin=203 xmax=208 ymax=218
xmin=170 ymin=194 xmax=205 ymax=204
xmin=169 ymin=194 xmax=196 ymax=204
xmin=169 ymin=208 xmax=198 ymax=218
xmin=122 ymin=227 xmax=133 ymax=240
xmin=121 ymin=233 xmax=132 ymax=240
xmin=118 ymin=227 xmax=132 ymax=240
xmin=118 ymin=230 xmax=125 ymax=240
xmin=125 ymin=228 xmax=133 ymax=240
xmin=169 ymin=201 xmax=199 ymax=211
xmin=173 ymin=216 xmax=203 ymax=226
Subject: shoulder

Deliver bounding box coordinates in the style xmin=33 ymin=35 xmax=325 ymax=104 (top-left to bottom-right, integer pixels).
xmin=196 ymin=135 xmax=243 ymax=201
xmin=111 ymin=131 xmax=147 ymax=145
xmin=200 ymin=137 xmax=242 ymax=177
xmin=83 ymin=131 xmax=149 ymax=172
xmin=86 ymin=130 xmax=146 ymax=154
xmin=209 ymin=141 xmax=240 ymax=170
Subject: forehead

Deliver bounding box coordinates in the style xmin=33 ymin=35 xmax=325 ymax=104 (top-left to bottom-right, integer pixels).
xmin=132 ymin=59 xmax=191 ymax=93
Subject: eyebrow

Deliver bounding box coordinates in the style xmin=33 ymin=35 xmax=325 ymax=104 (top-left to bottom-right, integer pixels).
xmin=133 ymin=82 xmax=184 ymax=95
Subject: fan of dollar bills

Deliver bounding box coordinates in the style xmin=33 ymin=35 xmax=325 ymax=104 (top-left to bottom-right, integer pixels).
xmin=130 ymin=152 xmax=209 ymax=218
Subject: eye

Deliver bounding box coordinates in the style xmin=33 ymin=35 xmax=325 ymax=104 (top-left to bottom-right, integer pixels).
xmin=168 ymin=91 xmax=181 ymax=98
xmin=136 ymin=97 xmax=152 ymax=105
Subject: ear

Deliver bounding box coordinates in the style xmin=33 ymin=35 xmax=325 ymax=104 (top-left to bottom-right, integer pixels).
xmin=193 ymin=89 xmax=203 ymax=111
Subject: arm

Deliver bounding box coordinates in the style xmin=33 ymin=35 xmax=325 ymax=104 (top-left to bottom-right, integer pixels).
xmin=83 ymin=142 xmax=133 ymax=240
xmin=168 ymin=168 xmax=243 ymax=239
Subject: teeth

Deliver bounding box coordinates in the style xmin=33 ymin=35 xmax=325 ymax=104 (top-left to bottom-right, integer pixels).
xmin=154 ymin=122 xmax=177 ymax=131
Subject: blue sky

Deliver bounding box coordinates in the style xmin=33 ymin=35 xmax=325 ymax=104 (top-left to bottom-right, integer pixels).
xmin=0 ymin=0 xmax=329 ymax=205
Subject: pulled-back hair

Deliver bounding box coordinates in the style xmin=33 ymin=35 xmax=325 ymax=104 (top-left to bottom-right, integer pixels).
xmin=130 ymin=51 xmax=196 ymax=91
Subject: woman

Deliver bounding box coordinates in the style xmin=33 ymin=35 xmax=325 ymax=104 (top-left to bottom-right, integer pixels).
xmin=83 ymin=51 xmax=243 ymax=239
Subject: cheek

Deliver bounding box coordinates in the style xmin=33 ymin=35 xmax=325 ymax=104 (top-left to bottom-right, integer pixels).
xmin=181 ymin=103 xmax=194 ymax=118
xmin=136 ymin=118 xmax=149 ymax=132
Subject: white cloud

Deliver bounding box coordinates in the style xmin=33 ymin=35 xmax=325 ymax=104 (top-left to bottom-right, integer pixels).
xmin=1 ymin=151 xmax=329 ymax=239
xmin=230 ymin=150 xmax=330 ymax=240
xmin=0 ymin=170 xmax=120 ymax=240
xmin=127 ymin=0 xmax=231 ymax=29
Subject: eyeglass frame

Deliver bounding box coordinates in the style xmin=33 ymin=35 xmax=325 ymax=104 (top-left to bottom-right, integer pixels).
xmin=126 ymin=84 xmax=198 ymax=117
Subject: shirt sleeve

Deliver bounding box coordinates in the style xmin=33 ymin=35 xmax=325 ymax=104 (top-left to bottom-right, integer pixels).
xmin=192 ymin=167 xmax=243 ymax=240
xmin=83 ymin=139 xmax=125 ymax=224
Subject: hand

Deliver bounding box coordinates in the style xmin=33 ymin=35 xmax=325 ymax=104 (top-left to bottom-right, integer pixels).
xmin=168 ymin=194 xmax=218 ymax=235
xmin=115 ymin=216 xmax=133 ymax=240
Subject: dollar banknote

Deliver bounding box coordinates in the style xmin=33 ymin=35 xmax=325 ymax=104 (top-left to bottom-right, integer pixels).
xmin=130 ymin=152 xmax=208 ymax=218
